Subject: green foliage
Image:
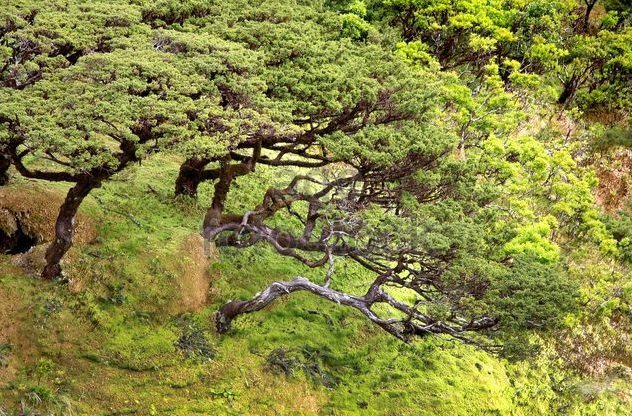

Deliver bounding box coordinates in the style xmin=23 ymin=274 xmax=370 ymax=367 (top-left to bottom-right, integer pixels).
xmin=0 ymin=0 xmax=630 ymax=414
xmin=489 ymin=256 xmax=577 ymax=332
xmin=365 ymin=0 xmax=632 ymax=111
xmin=502 ymin=221 xmax=561 ymax=263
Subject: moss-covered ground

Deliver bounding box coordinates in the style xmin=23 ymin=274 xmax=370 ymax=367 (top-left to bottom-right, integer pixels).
xmin=0 ymin=155 xmax=629 ymax=415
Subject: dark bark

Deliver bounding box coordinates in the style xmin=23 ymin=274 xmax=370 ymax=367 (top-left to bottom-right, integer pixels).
xmin=12 ymin=153 xmax=78 ymax=182
xmin=174 ymin=157 xmax=210 ymax=197
xmin=558 ymin=75 xmax=581 ymax=105
xmin=41 ymin=179 xmax=98 ymax=279
xmin=203 ymin=160 xmax=234 ymax=240
xmin=399 ymin=6 xmax=419 ymax=42
xmin=0 ymin=153 xmax=10 ymax=185
xmin=582 ymin=0 xmax=598 ymax=33
xmin=202 ymin=143 xmax=261 ymax=241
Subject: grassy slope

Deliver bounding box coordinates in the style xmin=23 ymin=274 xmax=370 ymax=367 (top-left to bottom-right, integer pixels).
xmin=0 ymin=155 xmax=629 ymax=415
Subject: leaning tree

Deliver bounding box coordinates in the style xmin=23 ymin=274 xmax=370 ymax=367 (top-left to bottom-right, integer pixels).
xmin=159 ymin=0 xmax=576 ymax=345
xmin=0 ymin=0 xmax=265 ymax=278
xmin=0 ymin=49 xmax=205 ymax=278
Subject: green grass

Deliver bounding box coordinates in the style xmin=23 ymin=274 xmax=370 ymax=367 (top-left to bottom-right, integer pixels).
xmin=0 ymin=154 xmax=629 ymax=415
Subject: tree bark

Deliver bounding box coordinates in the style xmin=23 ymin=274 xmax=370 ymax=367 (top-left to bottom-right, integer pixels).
xmin=0 ymin=154 xmax=10 ymax=186
xmin=202 ymin=143 xmax=262 ymax=243
xmin=216 ymin=277 xmax=367 ymax=329
xmin=215 ymin=276 xmax=497 ymax=345
xmin=582 ymin=0 xmax=597 ymax=33
xmin=215 ymin=276 xmax=407 ymax=339
xmin=174 ymin=157 xmax=210 ymax=197
xmin=42 ymin=179 xmax=98 ymax=279
xmin=202 ymin=160 xmax=233 ymax=239
xmin=558 ymin=75 xmax=580 ymax=105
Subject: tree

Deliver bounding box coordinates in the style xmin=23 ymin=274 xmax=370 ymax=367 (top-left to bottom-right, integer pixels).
xmin=212 ymin=159 xmax=576 ymax=346
xmin=0 ymin=0 xmax=249 ymax=278
xmin=152 ymin=0 xmax=576 ymax=346
xmin=0 ymin=1 xmax=142 ymax=186
xmin=169 ymin=0 xmax=371 ymax=198
xmin=0 ymin=0 xmax=577 ymax=346
xmin=554 ymin=28 xmax=632 ymax=107
xmin=364 ymin=0 xmax=632 ymax=110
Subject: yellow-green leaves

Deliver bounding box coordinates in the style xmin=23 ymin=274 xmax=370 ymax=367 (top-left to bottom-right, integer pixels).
xmin=503 ymin=219 xmax=560 ymax=263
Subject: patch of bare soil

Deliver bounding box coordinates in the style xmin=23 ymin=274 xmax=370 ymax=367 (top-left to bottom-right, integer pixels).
xmin=165 ymin=234 xmax=217 ymax=314
xmin=594 ymin=149 xmax=632 ymax=213
xmin=0 ymin=185 xmax=97 ymax=275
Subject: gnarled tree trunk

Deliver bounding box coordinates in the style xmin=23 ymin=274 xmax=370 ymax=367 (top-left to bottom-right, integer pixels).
xmin=582 ymin=0 xmax=597 ymax=33
xmin=174 ymin=157 xmax=210 ymax=197
xmin=203 ymin=160 xmax=233 ymax=240
xmin=215 ymin=277 xmax=369 ymax=330
xmin=215 ymin=276 xmax=408 ymax=340
xmin=42 ymin=179 xmax=98 ymax=279
xmin=202 ymin=143 xmax=262 ymax=243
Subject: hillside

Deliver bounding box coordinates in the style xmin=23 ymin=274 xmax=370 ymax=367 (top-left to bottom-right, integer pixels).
xmin=0 ymin=156 xmax=628 ymax=415
xmin=1 ymin=0 xmax=632 ymax=415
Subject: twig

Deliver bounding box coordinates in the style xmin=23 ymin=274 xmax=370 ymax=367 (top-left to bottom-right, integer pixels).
xmin=92 ymin=195 xmax=143 ymax=228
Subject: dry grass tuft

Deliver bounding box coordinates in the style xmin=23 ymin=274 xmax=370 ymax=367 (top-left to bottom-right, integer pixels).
xmin=594 ymin=149 xmax=632 ymax=213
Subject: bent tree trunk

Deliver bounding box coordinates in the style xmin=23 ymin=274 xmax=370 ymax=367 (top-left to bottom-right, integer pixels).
xmin=174 ymin=157 xmax=210 ymax=197
xmin=214 ymin=276 xmax=498 ymax=344
xmin=202 ymin=161 xmax=233 ymax=240
xmin=202 ymin=143 xmax=262 ymax=243
xmin=0 ymin=154 xmax=10 ymax=186
xmin=42 ymin=180 xmax=98 ymax=279
xmin=215 ymin=276 xmax=406 ymax=340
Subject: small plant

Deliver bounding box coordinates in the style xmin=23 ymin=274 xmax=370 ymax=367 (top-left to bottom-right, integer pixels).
xmin=19 ymin=401 xmax=36 ymax=416
xmin=0 ymin=343 xmax=12 ymax=368
xmin=264 ymin=347 xmax=339 ymax=388
xmin=300 ymin=346 xmax=339 ymax=388
xmin=33 ymin=359 xmax=56 ymax=382
xmin=105 ymin=282 xmax=127 ymax=305
xmin=175 ymin=319 xmax=216 ymax=360
xmin=209 ymin=389 xmax=237 ymax=400
xmin=42 ymin=298 xmax=63 ymax=317
xmin=265 ymin=348 xmax=301 ymax=377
